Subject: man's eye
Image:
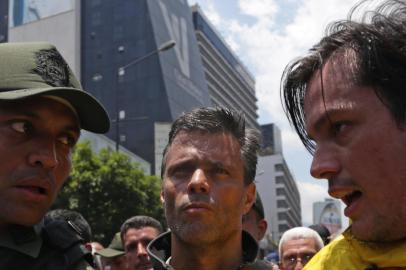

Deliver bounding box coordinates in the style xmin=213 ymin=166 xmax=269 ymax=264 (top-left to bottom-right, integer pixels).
xmin=213 ymin=166 xmax=229 ymax=175
xmin=11 ymin=121 xmax=32 ymax=134
xmin=58 ymin=135 xmax=77 ymax=147
xmin=332 ymin=122 xmax=349 ymax=135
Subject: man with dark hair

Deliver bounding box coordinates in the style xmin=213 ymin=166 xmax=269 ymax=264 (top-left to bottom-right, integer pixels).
xmin=242 ymin=192 xmax=268 ymax=243
xmin=281 ymin=0 xmax=406 ymax=268
xmin=148 ymin=107 xmax=272 ymax=270
xmin=0 ymin=42 xmax=109 ymax=269
xmin=121 ymin=216 xmax=162 ymax=270
xmin=308 ymin=224 xmax=331 ymax=246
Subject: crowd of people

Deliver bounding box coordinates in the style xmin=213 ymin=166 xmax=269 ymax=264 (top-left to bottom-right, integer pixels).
xmin=0 ymin=0 xmax=405 ymax=269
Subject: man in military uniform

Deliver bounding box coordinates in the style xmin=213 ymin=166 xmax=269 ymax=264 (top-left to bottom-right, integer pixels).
xmin=0 ymin=42 xmax=109 ymax=269
xmin=97 ymin=233 xmax=128 ymax=270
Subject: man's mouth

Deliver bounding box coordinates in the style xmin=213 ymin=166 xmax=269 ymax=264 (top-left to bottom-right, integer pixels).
xmin=341 ymin=190 xmax=362 ymax=206
xmin=17 ymin=186 xmax=47 ymax=195
xmin=341 ymin=190 xmax=362 ymax=217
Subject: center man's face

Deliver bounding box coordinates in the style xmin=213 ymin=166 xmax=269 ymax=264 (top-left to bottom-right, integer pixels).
xmin=0 ymin=97 xmax=80 ymax=227
xmin=161 ymin=131 xmax=255 ymax=245
xmin=304 ymin=59 xmax=406 ymax=241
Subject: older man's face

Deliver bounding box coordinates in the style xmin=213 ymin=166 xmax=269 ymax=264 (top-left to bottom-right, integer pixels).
xmin=304 ymin=58 xmax=406 ymax=241
xmin=0 ymin=97 xmax=80 ymax=227
xmin=280 ymin=238 xmax=318 ymax=270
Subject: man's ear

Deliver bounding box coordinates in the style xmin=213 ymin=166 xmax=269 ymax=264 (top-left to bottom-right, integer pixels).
xmin=160 ymin=189 xmax=165 ymax=204
xmin=258 ymin=219 xmax=268 ymax=240
xmin=243 ymin=183 xmax=256 ymax=215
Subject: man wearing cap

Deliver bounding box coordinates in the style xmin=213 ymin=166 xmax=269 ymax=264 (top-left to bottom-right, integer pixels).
xmin=97 ymin=233 xmax=129 ymax=270
xmin=0 ymin=42 xmax=109 ymax=269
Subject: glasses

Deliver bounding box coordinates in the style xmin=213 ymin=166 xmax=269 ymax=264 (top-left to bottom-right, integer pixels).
xmin=282 ymin=254 xmax=314 ymax=267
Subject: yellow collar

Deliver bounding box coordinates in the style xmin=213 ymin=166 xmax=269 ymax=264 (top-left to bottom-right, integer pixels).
xmin=344 ymin=228 xmax=406 ymax=268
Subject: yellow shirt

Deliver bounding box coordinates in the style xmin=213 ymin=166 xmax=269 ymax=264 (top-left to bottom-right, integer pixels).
xmin=304 ymin=227 xmax=406 ymax=270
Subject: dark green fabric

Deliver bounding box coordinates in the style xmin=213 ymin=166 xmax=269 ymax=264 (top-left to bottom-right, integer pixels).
xmin=0 ymin=42 xmax=109 ymax=133
xmin=0 ymin=219 xmax=93 ymax=270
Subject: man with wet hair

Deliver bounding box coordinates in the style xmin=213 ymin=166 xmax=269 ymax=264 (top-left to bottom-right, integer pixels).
xmin=281 ymin=0 xmax=406 ymax=268
xmin=0 ymin=42 xmax=110 ymax=269
xmin=148 ymin=107 xmax=272 ymax=269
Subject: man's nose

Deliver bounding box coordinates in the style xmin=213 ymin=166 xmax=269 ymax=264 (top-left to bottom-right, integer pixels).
xmin=137 ymin=243 xmax=148 ymax=257
xmin=310 ymin=144 xmax=340 ymax=180
xmin=293 ymin=260 xmax=304 ymax=270
xmin=27 ymin=137 xmax=58 ymax=170
xmin=187 ymin=169 xmax=210 ymax=194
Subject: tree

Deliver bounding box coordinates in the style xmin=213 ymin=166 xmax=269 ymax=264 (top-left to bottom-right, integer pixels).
xmin=53 ymin=141 xmax=164 ymax=245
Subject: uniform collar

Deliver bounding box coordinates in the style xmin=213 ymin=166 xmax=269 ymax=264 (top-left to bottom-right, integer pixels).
xmin=0 ymin=222 xmax=44 ymax=258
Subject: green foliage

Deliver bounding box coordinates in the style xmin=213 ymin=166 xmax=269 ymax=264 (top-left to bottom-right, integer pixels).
xmin=53 ymin=141 xmax=164 ymax=245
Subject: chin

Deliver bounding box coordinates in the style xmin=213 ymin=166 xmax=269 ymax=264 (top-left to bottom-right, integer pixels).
xmin=351 ymin=221 xmax=396 ymax=242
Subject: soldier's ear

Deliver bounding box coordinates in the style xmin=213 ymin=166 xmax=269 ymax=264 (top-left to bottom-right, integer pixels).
xmin=160 ymin=190 xmax=165 ymax=204
xmin=243 ymin=182 xmax=256 ymax=215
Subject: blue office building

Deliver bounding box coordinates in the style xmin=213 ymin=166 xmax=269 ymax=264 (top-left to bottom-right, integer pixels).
xmin=81 ymin=0 xmax=211 ymax=171
xmin=0 ymin=0 xmax=8 ymax=43
xmin=192 ymin=5 xmax=259 ymax=129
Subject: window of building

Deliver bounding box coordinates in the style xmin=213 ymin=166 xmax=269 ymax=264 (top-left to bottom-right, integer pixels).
xmin=275 ymin=176 xmax=285 ymax=184
xmin=275 ymin=164 xmax=284 ymax=172
xmin=278 ymin=224 xmax=290 ymax=232
xmin=277 ymin=200 xmax=288 ymax=208
xmin=276 ymin=188 xmax=286 ymax=196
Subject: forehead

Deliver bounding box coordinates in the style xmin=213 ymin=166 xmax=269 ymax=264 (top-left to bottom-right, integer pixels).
xmin=304 ymin=59 xmax=379 ymax=133
xmin=125 ymin=226 xmax=159 ymax=238
xmin=305 ymin=59 xmax=357 ymax=108
xmin=0 ymin=96 xmax=79 ymax=126
xmin=168 ymin=131 xmax=241 ymax=158
xmin=282 ymin=238 xmax=317 ymax=254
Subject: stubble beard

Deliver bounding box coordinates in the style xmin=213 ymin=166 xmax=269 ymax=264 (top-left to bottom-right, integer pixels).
xmin=169 ymin=216 xmax=223 ymax=246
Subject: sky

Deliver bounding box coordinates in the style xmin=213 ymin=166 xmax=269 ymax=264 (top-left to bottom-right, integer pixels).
xmin=188 ymin=0 xmax=363 ymax=227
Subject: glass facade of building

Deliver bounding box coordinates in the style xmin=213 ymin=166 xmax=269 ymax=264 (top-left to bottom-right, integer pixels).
xmin=192 ymin=6 xmax=258 ymax=129
xmin=0 ymin=0 xmax=8 ymax=42
xmin=81 ymin=0 xmax=211 ymax=171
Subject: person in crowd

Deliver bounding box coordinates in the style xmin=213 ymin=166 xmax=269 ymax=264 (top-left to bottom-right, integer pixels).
xmin=89 ymin=242 xmax=105 ymax=270
xmin=308 ymin=224 xmax=331 ymax=246
xmin=0 ymin=42 xmax=109 ymax=269
xmin=281 ymin=0 xmax=406 ymax=268
xmin=97 ymin=233 xmax=128 ymax=270
xmin=243 ymin=193 xmax=278 ymax=269
xmin=242 ymin=192 xmax=268 ymax=243
xmin=147 ymin=107 xmax=272 ymax=270
xmin=120 ymin=216 xmax=162 ymax=270
xmin=278 ymin=227 xmax=324 ymax=270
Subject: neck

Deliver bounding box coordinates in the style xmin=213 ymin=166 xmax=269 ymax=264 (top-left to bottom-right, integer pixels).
xmin=170 ymin=231 xmax=244 ymax=270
